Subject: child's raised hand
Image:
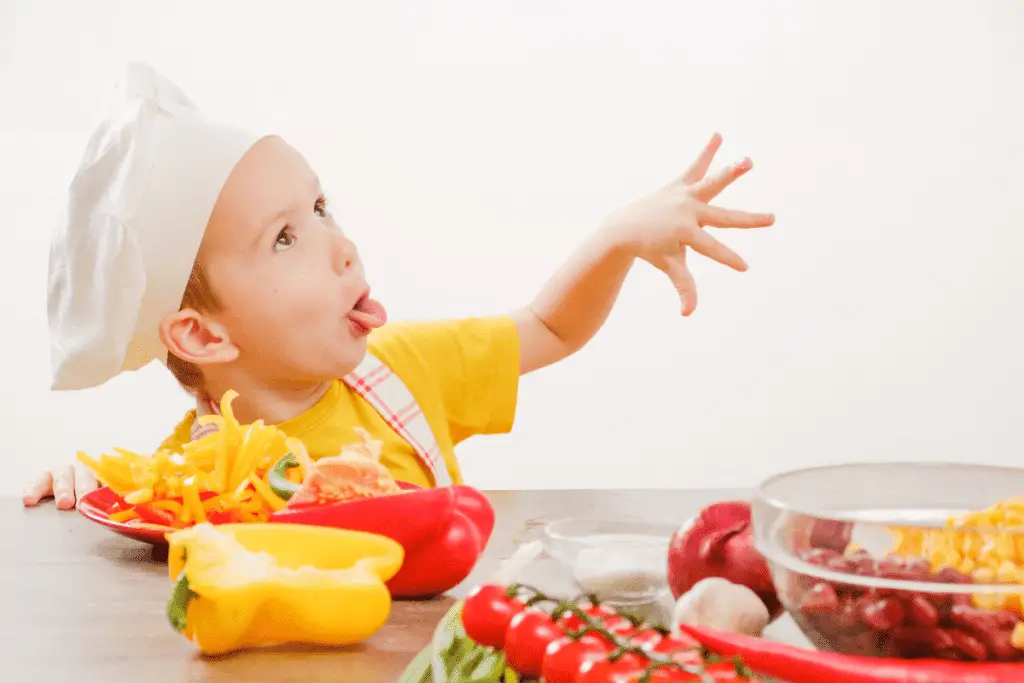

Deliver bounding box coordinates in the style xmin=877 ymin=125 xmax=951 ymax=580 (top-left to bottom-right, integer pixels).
xmin=603 ymin=133 xmax=775 ymax=316
xmin=22 ymin=463 xmax=97 ymax=510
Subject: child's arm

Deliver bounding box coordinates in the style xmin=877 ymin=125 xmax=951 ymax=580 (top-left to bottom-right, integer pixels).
xmin=512 ymin=133 xmax=775 ymax=375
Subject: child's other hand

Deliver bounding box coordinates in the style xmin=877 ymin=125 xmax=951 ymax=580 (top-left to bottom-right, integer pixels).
xmin=22 ymin=463 xmax=97 ymax=510
xmin=603 ymin=132 xmax=775 ymax=316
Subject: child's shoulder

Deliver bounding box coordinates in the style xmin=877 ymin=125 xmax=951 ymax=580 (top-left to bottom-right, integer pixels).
xmin=367 ymin=315 xmax=518 ymax=359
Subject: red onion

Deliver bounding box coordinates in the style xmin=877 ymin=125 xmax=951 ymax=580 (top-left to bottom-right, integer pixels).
xmin=667 ymin=501 xmax=784 ymax=622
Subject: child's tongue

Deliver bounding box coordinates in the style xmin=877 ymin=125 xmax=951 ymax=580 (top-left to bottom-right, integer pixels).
xmin=348 ymin=296 xmax=388 ymax=330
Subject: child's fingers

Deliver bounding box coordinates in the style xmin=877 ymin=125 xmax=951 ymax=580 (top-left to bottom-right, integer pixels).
xmin=689 ymin=158 xmax=752 ymax=203
xmin=679 ymin=132 xmax=723 ymax=185
xmin=51 ymin=465 xmax=76 ymax=510
xmin=22 ymin=471 xmax=54 ymax=507
xmin=698 ymin=204 xmax=775 ymax=229
xmin=686 ymin=228 xmax=748 ymax=272
xmin=662 ymin=250 xmax=698 ymax=316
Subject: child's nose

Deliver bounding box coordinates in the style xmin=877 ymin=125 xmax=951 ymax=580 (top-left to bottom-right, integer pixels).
xmin=330 ymin=232 xmax=358 ymax=273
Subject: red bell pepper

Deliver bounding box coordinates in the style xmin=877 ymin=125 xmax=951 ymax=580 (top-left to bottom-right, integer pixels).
xmin=133 ymin=503 xmax=179 ymax=528
xmin=269 ymin=482 xmax=494 ymax=598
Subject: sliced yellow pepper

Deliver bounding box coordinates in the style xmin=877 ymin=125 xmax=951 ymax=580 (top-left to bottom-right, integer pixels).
xmin=166 ymin=522 xmax=404 ymax=656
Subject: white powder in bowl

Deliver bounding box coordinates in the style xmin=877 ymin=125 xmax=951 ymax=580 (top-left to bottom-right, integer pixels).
xmin=571 ymin=534 xmax=668 ymax=604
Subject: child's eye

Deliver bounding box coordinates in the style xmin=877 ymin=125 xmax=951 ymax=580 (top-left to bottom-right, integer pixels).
xmin=273 ymin=228 xmax=296 ymax=251
xmin=314 ymin=195 xmax=328 ymax=218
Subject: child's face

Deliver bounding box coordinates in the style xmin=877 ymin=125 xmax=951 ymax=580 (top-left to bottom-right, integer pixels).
xmin=192 ymin=136 xmax=384 ymax=384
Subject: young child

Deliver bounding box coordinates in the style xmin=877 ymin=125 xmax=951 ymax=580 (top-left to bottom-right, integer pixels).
xmin=23 ymin=63 xmax=774 ymax=509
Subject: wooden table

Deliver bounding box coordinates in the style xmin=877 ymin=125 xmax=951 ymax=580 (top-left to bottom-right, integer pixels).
xmin=3 ymin=490 xmax=807 ymax=682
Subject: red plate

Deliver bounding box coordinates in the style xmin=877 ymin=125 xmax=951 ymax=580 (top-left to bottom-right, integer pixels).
xmin=77 ymin=487 xmax=175 ymax=546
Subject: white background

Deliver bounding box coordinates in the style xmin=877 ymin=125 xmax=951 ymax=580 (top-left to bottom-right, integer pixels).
xmin=1 ymin=0 xmax=1021 ymax=494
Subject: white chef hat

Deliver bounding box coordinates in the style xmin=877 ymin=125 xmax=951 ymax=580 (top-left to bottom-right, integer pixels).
xmin=47 ymin=63 xmax=265 ymax=390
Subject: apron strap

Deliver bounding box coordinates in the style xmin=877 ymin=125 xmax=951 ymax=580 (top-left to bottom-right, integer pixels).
xmin=341 ymin=353 xmax=452 ymax=487
xmin=188 ymin=352 xmax=452 ymax=487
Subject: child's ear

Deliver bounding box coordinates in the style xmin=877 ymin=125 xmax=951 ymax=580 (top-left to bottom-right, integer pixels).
xmin=158 ymin=309 xmax=239 ymax=365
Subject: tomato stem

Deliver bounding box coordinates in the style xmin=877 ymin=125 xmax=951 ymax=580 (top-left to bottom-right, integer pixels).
xmin=510 ymin=584 xmax=721 ymax=682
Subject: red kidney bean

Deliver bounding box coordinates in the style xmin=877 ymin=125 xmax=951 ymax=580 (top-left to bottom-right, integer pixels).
xmin=904 ymin=558 xmax=933 ymax=577
xmin=843 ymin=629 xmax=884 ymax=656
xmin=936 ymin=566 xmax=974 ymax=584
xmin=889 ymin=625 xmax=955 ymax=657
xmin=951 ymin=593 xmax=975 ymax=610
xmin=809 ymin=519 xmax=854 ymax=553
xmin=845 ymin=549 xmax=876 ymax=574
xmin=906 ymin=594 xmax=941 ymax=627
xmin=802 ymin=582 xmax=840 ymax=613
xmin=833 ymin=595 xmax=861 ymax=630
xmin=860 ymin=597 xmax=906 ymax=631
xmin=949 ymin=604 xmax=1019 ymax=632
xmin=875 ymin=553 xmax=906 ymax=573
xmin=948 ymin=604 xmax=1021 ymax=660
xmin=801 ymin=548 xmax=842 ymax=567
xmin=948 ymin=628 xmax=990 ymax=661
xmin=925 ymin=591 xmax=954 ymax=613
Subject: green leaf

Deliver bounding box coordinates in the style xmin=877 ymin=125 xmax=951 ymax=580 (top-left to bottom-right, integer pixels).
xmin=398 ymin=600 xmax=466 ymax=683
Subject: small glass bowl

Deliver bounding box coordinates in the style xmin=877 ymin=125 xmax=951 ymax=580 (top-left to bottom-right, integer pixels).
xmin=541 ymin=516 xmax=678 ymax=607
xmin=752 ymin=462 xmax=1024 ymax=662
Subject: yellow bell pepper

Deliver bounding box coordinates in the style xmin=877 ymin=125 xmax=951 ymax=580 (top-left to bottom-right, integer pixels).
xmin=166 ymin=522 xmax=404 ymax=655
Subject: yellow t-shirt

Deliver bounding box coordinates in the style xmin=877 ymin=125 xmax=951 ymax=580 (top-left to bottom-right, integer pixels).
xmin=157 ymin=315 xmax=521 ymax=488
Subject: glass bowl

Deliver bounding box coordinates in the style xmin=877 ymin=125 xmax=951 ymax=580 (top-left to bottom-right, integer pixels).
xmin=541 ymin=516 xmax=678 ymax=608
xmin=752 ymin=462 xmax=1024 ymax=662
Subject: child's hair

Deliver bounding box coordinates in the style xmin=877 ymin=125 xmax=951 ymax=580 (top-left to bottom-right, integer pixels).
xmin=166 ymin=260 xmax=222 ymax=396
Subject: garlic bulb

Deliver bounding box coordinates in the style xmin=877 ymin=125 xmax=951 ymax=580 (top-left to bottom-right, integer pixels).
xmin=672 ymin=577 xmax=770 ymax=637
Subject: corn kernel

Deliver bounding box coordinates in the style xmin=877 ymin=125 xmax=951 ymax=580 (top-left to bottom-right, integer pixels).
xmin=995 ymin=533 xmax=1017 ymax=562
xmin=974 ymin=593 xmax=1002 ymax=610
xmin=997 ymin=560 xmax=1022 ymax=584
xmin=974 ymin=567 xmax=997 ymax=583
xmin=959 ymin=557 xmax=977 ymax=575
xmin=1013 ymin=623 xmax=1024 ymax=650
xmin=962 ymin=533 xmax=985 ymax=559
xmin=1002 ymin=510 xmax=1024 ymax=527
xmin=999 ymin=593 xmax=1022 ymax=610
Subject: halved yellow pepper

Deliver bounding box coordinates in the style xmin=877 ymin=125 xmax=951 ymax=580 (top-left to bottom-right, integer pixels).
xmin=166 ymin=522 xmax=404 ymax=655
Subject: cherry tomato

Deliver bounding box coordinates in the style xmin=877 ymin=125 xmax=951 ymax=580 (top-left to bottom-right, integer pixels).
xmin=541 ymin=633 xmax=615 ymax=683
xmin=460 ymin=584 xmax=525 ymax=649
xmin=659 ymin=632 xmax=700 ymax=650
xmin=505 ymin=608 xmax=564 ymax=678
xmin=576 ymin=653 xmax=650 ymax=683
xmin=556 ymin=603 xmax=618 ymax=633
xmin=644 ymin=667 xmax=693 ymax=683
xmin=651 ymin=635 xmax=704 ymax=668
xmin=603 ymin=615 xmax=637 ymax=636
xmin=704 ymin=661 xmax=749 ymax=681
xmin=628 ymin=627 xmax=664 ymax=651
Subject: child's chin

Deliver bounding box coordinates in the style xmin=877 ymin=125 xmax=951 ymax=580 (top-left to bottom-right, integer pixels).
xmin=332 ymin=338 xmax=369 ymax=374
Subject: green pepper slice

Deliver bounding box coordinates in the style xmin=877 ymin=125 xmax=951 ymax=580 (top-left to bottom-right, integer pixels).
xmin=267 ymin=453 xmax=300 ymax=501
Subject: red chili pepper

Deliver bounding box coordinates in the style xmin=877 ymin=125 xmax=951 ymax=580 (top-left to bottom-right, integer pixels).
xmin=132 ymin=503 xmax=177 ymax=528
xmin=678 ymin=624 xmax=1024 ymax=683
xmin=269 ymin=483 xmax=494 ymax=598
